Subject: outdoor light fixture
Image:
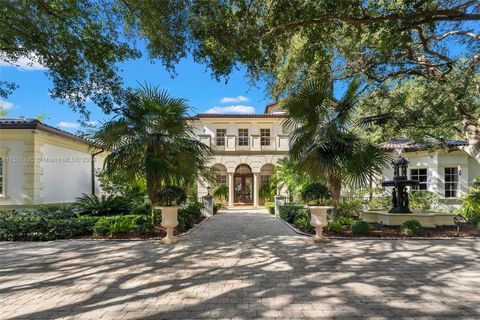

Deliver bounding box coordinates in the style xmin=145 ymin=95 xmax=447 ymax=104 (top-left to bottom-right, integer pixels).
xmin=454 ymin=214 xmax=464 ymax=236
xmin=458 ymin=165 xmax=462 ymax=176
xmin=207 ymin=186 xmax=211 ymax=195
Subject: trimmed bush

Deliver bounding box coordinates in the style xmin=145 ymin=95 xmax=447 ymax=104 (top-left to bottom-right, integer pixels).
xmin=265 ymin=202 xmax=274 ymax=215
xmin=410 ymin=191 xmax=438 ymax=210
xmin=177 ymin=202 xmax=203 ymax=232
xmin=279 ymin=204 xmax=307 ymax=224
xmin=0 ymin=214 xmax=99 ymax=241
xmin=93 ymin=215 xmax=153 ymax=235
xmin=400 ymin=220 xmax=423 ymax=236
xmin=367 ymin=198 xmax=390 ymax=210
xmin=337 ymin=199 xmax=363 ymax=217
xmin=351 ymin=220 xmax=371 ymax=235
xmin=300 ymin=182 xmax=330 ymax=205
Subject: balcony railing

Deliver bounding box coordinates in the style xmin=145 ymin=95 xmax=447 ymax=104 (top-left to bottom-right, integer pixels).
xmin=260 ymin=138 xmax=275 ymax=151
xmin=211 ymin=138 xmax=226 ymax=151
xmin=200 ymin=135 xmax=289 ymax=152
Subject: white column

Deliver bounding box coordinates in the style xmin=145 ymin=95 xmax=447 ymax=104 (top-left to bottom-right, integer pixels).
xmin=228 ymin=172 xmax=234 ymax=208
xmin=253 ymin=173 xmax=260 ymax=207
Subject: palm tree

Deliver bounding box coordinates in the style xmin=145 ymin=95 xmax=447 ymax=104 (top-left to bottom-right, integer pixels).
xmin=271 ymin=157 xmax=314 ymax=202
xmin=284 ymin=79 xmax=388 ymax=213
xmin=93 ymin=84 xmax=210 ymax=212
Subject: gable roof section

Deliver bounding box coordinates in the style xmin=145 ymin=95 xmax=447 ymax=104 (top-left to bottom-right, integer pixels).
xmin=0 ymin=118 xmax=98 ymax=147
xmin=380 ymin=139 xmax=468 ymax=152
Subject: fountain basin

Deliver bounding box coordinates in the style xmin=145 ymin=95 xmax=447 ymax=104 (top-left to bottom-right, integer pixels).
xmin=360 ymin=210 xmax=455 ymax=228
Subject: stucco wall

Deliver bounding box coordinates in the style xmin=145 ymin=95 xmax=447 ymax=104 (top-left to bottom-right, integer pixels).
xmin=40 ymin=143 xmax=104 ymax=204
xmin=0 ymin=140 xmax=29 ymax=206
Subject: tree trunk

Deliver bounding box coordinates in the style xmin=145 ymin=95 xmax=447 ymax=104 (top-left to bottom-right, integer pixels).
xmin=328 ymin=172 xmax=342 ymax=220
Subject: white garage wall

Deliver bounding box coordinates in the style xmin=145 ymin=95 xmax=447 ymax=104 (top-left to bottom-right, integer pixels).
xmin=40 ymin=143 xmax=95 ymax=204
xmin=0 ymin=141 xmax=28 ymax=206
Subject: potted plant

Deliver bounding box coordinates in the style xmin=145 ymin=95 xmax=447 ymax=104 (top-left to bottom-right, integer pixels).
xmin=213 ymin=184 xmax=228 ymax=204
xmin=154 ymin=186 xmax=187 ymax=244
xmin=300 ymin=182 xmax=333 ymax=243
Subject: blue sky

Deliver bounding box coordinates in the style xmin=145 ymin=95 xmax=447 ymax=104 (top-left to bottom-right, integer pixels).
xmin=0 ymin=53 xmax=271 ymax=132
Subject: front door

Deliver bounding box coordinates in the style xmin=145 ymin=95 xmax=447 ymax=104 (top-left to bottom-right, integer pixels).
xmin=234 ymin=174 xmax=253 ymax=205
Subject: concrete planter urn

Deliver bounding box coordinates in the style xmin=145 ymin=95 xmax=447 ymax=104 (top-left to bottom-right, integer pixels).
xmin=158 ymin=206 xmax=180 ymax=244
xmin=309 ymin=206 xmax=333 ymax=243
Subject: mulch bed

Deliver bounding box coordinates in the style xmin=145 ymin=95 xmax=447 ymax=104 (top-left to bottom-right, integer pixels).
xmin=322 ymin=222 xmax=480 ymax=238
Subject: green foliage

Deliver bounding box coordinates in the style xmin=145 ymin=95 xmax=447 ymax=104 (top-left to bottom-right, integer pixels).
xmin=300 ymin=182 xmax=330 ymax=206
xmin=326 ymin=222 xmax=342 ymax=232
xmin=336 ymin=215 xmax=354 ymax=227
xmin=213 ymin=203 xmax=222 ymax=215
xmin=279 ymin=204 xmax=309 ymax=224
xmin=93 ymin=215 xmax=154 ymax=235
xmin=285 ymin=79 xmax=388 ymax=211
xmin=97 ymin=170 xmax=147 ymax=204
xmin=74 ymin=193 xmax=133 ymax=216
xmin=265 ymin=202 xmax=275 ymax=215
xmin=271 ymin=157 xmax=314 ymax=201
xmin=410 ymin=191 xmax=438 ymax=210
xmin=473 ymin=178 xmax=480 ymax=189
xmin=367 ymin=198 xmax=390 ymax=210
xmin=0 ymin=214 xmax=99 ymax=241
xmin=400 ymin=220 xmax=423 ymax=236
xmin=259 ymin=184 xmax=274 ymax=203
xmin=350 ymin=220 xmax=371 ymax=236
xmin=337 ymin=199 xmax=363 ymax=217
xmin=34 ymin=204 xmax=78 ymax=219
xmin=293 ymin=215 xmax=315 ymax=234
xmin=177 ymin=202 xmax=203 ymax=232
xmin=0 ymin=1 xmax=140 ymax=115
xmin=155 ymin=186 xmax=187 ymax=206
xmin=93 ymin=85 xmax=210 ymax=206
xmin=459 ymin=188 xmax=480 ymax=224
xmin=213 ymin=185 xmax=228 ymax=202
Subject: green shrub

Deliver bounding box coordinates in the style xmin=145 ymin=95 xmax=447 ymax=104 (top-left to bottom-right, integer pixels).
xmin=279 ymin=204 xmax=307 ymax=224
xmin=213 ymin=185 xmax=228 ymax=202
xmin=93 ymin=215 xmax=153 ymax=235
xmin=75 ymin=193 xmax=133 ymax=216
xmin=213 ymin=203 xmax=222 ymax=215
xmin=410 ymin=191 xmax=438 ymax=210
xmin=326 ymin=222 xmax=342 ymax=232
xmin=350 ymin=220 xmax=371 ymax=235
xmin=367 ymin=198 xmax=390 ymax=210
xmin=294 ymin=215 xmax=315 ymax=233
xmin=177 ymin=202 xmax=203 ymax=232
xmin=337 ymin=199 xmax=363 ymax=217
xmin=400 ymin=220 xmax=423 ymax=236
xmin=265 ymin=202 xmax=274 ymax=215
xmin=459 ymin=188 xmax=480 ymax=224
xmin=300 ymin=182 xmax=330 ymax=205
xmin=336 ymin=215 xmax=354 ymax=226
xmin=0 ymin=214 xmax=99 ymax=241
xmin=35 ymin=204 xmax=77 ymax=218
xmin=131 ymin=203 xmax=151 ymax=215
xmin=154 ymin=186 xmax=187 ymax=206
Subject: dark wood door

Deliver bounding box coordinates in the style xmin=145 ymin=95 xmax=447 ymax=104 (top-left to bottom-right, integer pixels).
xmin=234 ymin=174 xmax=253 ymax=204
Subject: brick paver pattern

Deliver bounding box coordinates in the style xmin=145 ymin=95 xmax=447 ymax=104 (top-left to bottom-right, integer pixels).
xmin=1 ymin=209 xmax=480 ymax=319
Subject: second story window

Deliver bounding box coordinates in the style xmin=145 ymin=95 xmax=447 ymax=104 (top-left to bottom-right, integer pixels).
xmin=260 ymin=129 xmax=270 ymax=146
xmin=216 ymin=129 xmax=226 ymax=146
xmin=238 ymin=128 xmax=249 ymax=146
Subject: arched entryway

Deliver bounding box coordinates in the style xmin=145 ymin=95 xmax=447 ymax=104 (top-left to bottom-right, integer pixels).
xmin=234 ymin=164 xmax=253 ymax=205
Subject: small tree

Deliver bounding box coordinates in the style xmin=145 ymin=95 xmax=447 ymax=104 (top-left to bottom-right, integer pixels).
xmin=300 ymin=183 xmax=330 ymax=206
xmin=213 ymin=185 xmax=229 ymax=203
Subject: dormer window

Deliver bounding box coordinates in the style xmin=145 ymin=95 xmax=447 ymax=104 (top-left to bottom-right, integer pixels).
xmin=238 ymin=129 xmax=249 ymax=146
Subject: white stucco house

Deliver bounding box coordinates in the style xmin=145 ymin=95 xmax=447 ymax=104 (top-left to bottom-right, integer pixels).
xmin=0 ymin=118 xmax=106 ymax=208
xmin=379 ymin=140 xmax=480 ymax=205
xmin=189 ymin=102 xmax=290 ymax=207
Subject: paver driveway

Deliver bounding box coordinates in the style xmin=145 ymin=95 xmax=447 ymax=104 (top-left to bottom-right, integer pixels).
xmin=1 ymin=209 xmax=480 ymax=320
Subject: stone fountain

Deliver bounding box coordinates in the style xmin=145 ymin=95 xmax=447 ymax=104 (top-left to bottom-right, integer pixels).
xmin=381 ymin=155 xmax=418 ymax=213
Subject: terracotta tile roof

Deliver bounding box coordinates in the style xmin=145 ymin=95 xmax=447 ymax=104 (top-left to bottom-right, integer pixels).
xmin=0 ymin=118 xmax=100 ymax=148
xmin=189 ymin=113 xmax=286 ymax=119
xmin=380 ymin=139 xmax=468 ymax=151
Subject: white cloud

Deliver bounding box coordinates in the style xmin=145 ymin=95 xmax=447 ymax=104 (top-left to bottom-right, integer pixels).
xmin=0 ymin=54 xmax=46 ymax=71
xmin=220 ymin=95 xmax=249 ymax=103
xmin=0 ymin=100 xmax=14 ymax=110
xmin=205 ymin=105 xmax=255 ymax=114
xmin=86 ymin=120 xmax=98 ymax=127
xmin=57 ymin=121 xmax=80 ymax=129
